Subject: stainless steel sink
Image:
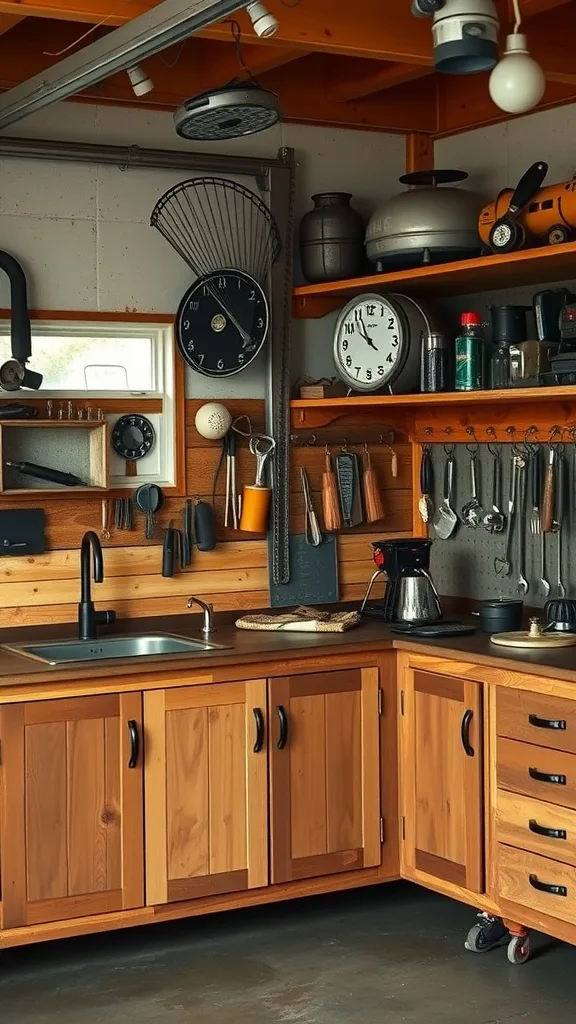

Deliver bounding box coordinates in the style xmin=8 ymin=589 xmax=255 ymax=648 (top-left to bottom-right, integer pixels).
xmin=4 ymin=633 xmax=230 ymax=666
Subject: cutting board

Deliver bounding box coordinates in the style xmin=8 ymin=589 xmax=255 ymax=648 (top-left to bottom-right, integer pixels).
xmin=269 ymin=534 xmax=339 ymax=608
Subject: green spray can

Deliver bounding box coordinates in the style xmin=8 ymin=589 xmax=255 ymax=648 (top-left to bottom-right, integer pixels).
xmin=454 ymin=311 xmax=486 ymax=391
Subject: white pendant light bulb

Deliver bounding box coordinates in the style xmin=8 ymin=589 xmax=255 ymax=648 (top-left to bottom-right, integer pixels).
xmin=489 ymin=32 xmax=545 ymax=113
xmin=246 ymin=2 xmax=279 ymax=38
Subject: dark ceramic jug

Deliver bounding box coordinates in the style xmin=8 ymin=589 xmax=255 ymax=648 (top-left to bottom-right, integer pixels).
xmin=299 ymin=192 xmax=364 ymax=283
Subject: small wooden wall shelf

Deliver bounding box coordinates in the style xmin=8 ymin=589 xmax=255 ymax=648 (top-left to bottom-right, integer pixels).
xmin=0 ymin=420 xmax=109 ymax=495
xmin=291 ymin=385 xmax=576 ymax=442
xmin=293 ymin=241 xmax=576 ymax=318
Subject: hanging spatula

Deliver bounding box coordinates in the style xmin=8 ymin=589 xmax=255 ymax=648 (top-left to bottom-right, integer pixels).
xmin=432 ymin=449 xmax=458 ymax=540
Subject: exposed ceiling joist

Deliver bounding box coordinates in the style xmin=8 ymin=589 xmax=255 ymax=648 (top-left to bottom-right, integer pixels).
xmin=516 ymin=0 xmax=573 ymax=15
xmin=0 ymin=0 xmax=434 ymax=63
xmin=0 ymin=12 xmax=24 ymax=33
xmin=0 ymin=0 xmax=245 ymax=128
xmin=329 ymin=61 xmax=433 ymax=103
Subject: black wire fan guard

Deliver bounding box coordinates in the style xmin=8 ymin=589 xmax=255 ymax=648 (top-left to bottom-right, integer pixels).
xmin=150 ymin=176 xmax=282 ymax=284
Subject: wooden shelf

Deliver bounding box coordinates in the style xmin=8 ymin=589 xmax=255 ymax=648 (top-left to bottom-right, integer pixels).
xmin=291 ymin=385 xmax=576 ymax=439
xmin=293 ymin=242 xmax=576 ymax=318
xmin=0 ymin=420 xmax=108 ymax=495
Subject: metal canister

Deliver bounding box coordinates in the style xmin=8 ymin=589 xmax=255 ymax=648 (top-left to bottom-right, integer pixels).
xmin=455 ymin=312 xmax=485 ymax=391
xmin=421 ymin=331 xmax=449 ymax=392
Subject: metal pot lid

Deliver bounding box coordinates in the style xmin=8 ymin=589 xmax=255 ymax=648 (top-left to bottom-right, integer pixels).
xmin=399 ymin=169 xmax=469 ymax=187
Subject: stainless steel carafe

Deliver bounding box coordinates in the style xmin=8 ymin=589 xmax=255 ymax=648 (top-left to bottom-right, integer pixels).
xmin=396 ymin=570 xmax=442 ymax=623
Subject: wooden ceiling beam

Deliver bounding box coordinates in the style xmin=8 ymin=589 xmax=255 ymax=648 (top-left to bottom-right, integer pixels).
xmin=0 ymin=0 xmax=435 ymax=63
xmin=0 ymin=12 xmax=25 ymax=34
xmin=514 ymin=0 xmax=573 ymax=15
xmin=328 ymin=60 xmax=433 ymax=103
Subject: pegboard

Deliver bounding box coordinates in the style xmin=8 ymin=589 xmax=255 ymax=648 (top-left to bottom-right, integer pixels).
xmin=427 ymin=443 xmax=576 ymax=606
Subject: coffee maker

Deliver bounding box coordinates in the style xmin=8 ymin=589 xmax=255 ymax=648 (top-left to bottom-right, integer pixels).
xmin=360 ymin=538 xmax=442 ymax=623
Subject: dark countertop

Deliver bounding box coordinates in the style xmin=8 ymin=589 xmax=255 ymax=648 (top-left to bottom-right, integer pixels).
xmin=1 ymin=609 xmax=576 ymax=691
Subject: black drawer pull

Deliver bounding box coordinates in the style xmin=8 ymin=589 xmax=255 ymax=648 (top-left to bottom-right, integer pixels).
xmin=461 ymin=709 xmax=474 ymax=757
xmin=252 ymin=707 xmax=265 ymax=753
xmin=529 ymin=767 xmax=566 ymax=785
xmin=127 ymin=720 xmax=139 ymax=769
xmin=529 ymin=819 xmax=567 ymax=840
xmin=276 ymin=705 xmax=288 ymax=750
xmin=529 ymin=873 xmax=567 ymax=897
xmin=529 ymin=713 xmax=566 ymax=731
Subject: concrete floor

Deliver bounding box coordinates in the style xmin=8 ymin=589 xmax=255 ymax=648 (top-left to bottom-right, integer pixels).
xmin=0 ymin=883 xmax=574 ymax=1023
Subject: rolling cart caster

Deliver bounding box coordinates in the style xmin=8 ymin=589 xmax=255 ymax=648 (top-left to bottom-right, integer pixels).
xmin=504 ymin=922 xmax=531 ymax=964
xmin=465 ymin=912 xmax=509 ymax=953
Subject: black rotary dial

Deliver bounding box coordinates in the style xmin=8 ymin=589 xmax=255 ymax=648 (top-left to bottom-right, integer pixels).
xmin=176 ymin=269 xmax=268 ymax=378
xmin=112 ymin=414 xmax=155 ymax=461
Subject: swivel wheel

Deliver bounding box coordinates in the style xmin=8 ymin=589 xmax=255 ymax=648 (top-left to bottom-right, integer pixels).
xmin=507 ymin=934 xmax=531 ymax=964
xmin=465 ymin=913 xmax=509 ymax=953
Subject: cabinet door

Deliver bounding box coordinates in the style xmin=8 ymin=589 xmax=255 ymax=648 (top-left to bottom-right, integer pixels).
xmin=144 ymin=680 xmax=268 ymax=906
xmin=0 ymin=693 xmax=144 ymax=928
xmin=400 ymin=668 xmax=484 ymax=894
xmin=269 ymin=668 xmax=381 ymax=884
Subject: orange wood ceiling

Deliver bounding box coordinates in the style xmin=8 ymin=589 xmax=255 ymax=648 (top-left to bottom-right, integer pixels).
xmin=0 ymin=0 xmax=573 ymax=138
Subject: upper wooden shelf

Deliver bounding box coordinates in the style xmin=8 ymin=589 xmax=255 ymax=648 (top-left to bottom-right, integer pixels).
xmin=291 ymin=384 xmax=576 ymax=411
xmin=293 ymin=242 xmax=576 ymax=318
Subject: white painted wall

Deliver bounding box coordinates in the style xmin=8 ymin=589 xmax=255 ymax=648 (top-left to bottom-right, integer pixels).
xmin=0 ymin=103 xmax=404 ymax=396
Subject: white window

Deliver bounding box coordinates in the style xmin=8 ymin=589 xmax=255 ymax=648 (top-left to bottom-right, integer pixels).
xmin=0 ymin=320 xmax=170 ymax=395
xmin=0 ymin=320 xmax=177 ymax=489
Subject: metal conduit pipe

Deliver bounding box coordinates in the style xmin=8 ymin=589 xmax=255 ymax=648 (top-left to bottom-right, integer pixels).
xmin=0 ymin=136 xmax=282 ymax=184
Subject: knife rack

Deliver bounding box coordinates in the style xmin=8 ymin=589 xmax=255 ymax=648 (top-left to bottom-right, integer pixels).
xmin=0 ymin=420 xmax=109 ymax=495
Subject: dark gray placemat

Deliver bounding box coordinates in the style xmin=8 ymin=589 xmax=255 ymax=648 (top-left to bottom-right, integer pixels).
xmin=269 ymin=533 xmax=339 ymax=608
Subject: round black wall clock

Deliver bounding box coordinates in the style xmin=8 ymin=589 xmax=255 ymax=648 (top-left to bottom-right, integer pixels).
xmin=112 ymin=414 xmax=155 ymax=461
xmin=175 ymin=268 xmax=268 ymax=378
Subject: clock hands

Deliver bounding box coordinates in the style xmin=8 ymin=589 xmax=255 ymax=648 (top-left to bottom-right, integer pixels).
xmin=205 ymin=281 xmax=253 ymax=350
xmin=357 ymin=315 xmax=378 ymax=352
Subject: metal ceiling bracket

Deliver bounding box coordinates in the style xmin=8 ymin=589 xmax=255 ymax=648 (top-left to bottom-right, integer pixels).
xmin=0 ymin=0 xmax=245 ymax=130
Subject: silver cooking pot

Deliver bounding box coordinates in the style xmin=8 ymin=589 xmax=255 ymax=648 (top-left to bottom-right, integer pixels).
xmin=365 ymin=170 xmax=481 ymax=271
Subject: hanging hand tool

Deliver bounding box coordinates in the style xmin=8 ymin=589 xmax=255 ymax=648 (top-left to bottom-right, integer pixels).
xmin=181 ymin=498 xmax=193 ymax=567
xmin=300 ymin=467 xmax=322 ymax=546
xmin=223 ymin=431 xmax=238 ymax=529
xmin=194 ymin=498 xmax=216 ymax=551
xmin=495 ymin=450 xmax=520 ymax=576
xmin=135 ymin=483 xmax=163 ymax=540
xmin=553 ymin=447 xmax=566 ymax=597
xmin=162 ymin=520 xmax=178 ymax=578
xmin=482 ymin=445 xmax=505 ymax=533
xmin=418 ymin=445 xmax=434 ymax=524
xmin=516 ymin=457 xmax=529 ymax=596
xmin=101 ymin=498 xmax=111 ymax=541
xmin=540 ymin=445 xmax=555 ymax=596
xmin=336 ymin=449 xmax=363 ymax=528
xmin=321 ymin=446 xmax=342 ymax=532
xmin=239 ymin=434 xmax=276 ymax=534
xmin=432 ymin=446 xmax=458 ymax=540
xmin=5 ymin=460 xmax=85 ymax=487
xmin=363 ymin=443 xmax=384 ymax=524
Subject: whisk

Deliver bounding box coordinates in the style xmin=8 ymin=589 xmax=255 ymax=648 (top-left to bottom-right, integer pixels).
xmin=150 ymin=177 xmax=281 ymax=285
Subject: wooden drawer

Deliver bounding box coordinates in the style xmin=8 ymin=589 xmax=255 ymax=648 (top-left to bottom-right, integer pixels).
xmin=497 ymin=737 xmax=576 ymax=809
xmin=497 ymin=687 xmax=576 ymax=754
xmin=496 ymin=789 xmax=576 ymax=867
xmin=498 ymin=844 xmax=576 ymax=927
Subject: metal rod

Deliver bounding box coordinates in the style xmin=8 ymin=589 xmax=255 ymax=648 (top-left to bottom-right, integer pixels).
xmin=0 ymin=0 xmax=245 ymax=130
xmin=0 ymin=136 xmax=282 ymax=178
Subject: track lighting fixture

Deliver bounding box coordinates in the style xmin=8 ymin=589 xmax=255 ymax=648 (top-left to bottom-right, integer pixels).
xmin=246 ymin=2 xmax=279 ymax=38
xmin=127 ymin=65 xmax=154 ymax=97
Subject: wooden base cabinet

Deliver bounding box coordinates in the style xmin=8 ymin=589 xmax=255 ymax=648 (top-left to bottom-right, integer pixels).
xmin=269 ymin=668 xmax=382 ymax=884
xmin=399 ymin=660 xmax=484 ymax=897
xmin=143 ymin=668 xmax=383 ymax=907
xmin=144 ymin=680 xmax=269 ymax=906
xmin=0 ymin=693 xmax=144 ymax=929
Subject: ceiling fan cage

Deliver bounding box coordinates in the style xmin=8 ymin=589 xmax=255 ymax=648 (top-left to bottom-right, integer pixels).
xmin=150 ymin=176 xmax=282 ymax=285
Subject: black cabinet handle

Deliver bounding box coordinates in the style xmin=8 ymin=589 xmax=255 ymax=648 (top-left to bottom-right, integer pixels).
xmin=461 ymin=709 xmax=474 ymax=756
xmin=529 ymin=766 xmax=566 ymax=785
xmin=529 ymin=873 xmax=567 ymax=897
xmin=529 ymin=713 xmax=566 ymax=731
xmin=276 ymin=705 xmax=288 ymax=750
xmin=127 ymin=720 xmax=139 ymax=769
xmin=529 ymin=818 xmax=567 ymax=841
xmin=253 ymin=707 xmax=265 ymax=753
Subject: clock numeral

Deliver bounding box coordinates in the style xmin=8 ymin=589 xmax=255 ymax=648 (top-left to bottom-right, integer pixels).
xmin=257 ymin=317 xmax=264 ymax=328
xmin=249 ymin=289 xmax=256 ymax=301
xmin=342 ymin=339 xmax=348 ymax=351
xmin=196 ymin=352 xmax=204 ymax=365
xmin=218 ymin=276 xmax=227 ymax=289
xmin=354 ymin=366 xmax=361 ymax=378
xmin=388 ymin=317 xmax=395 ymax=329
xmin=238 ymin=353 xmax=245 ymax=364
xmin=386 ymin=353 xmax=394 ymax=364
xmin=189 ymin=300 xmax=199 ymax=311
xmin=354 ymin=309 xmax=362 ymax=322
xmin=377 ymin=365 xmax=384 ymax=376
xmin=344 ymin=323 xmax=354 ymax=336
xmin=183 ymin=319 xmax=190 ymax=330
xmin=366 ymin=368 xmax=372 ymax=380
xmin=345 ymin=355 xmax=352 ymax=367
xmin=391 ymin=335 xmax=399 ymax=347
xmin=187 ymin=341 xmax=194 ymax=351
xmin=202 ymin=286 xmax=209 ymax=297
xmin=217 ymin=358 xmax=224 ymax=370
xmin=366 ymin=304 xmax=376 ymax=316
xmin=380 ymin=305 xmax=385 ymax=317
